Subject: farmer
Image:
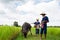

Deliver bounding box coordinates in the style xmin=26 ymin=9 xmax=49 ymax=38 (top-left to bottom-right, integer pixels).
xmin=33 ymin=19 xmax=40 ymax=35
xmin=40 ymin=13 xmax=49 ymax=40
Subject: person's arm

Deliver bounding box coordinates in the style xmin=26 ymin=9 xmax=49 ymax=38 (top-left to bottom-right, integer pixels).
xmin=31 ymin=23 xmax=34 ymax=24
xmin=45 ymin=17 xmax=49 ymax=23
xmin=42 ymin=16 xmax=49 ymax=23
xmin=31 ymin=22 xmax=36 ymax=24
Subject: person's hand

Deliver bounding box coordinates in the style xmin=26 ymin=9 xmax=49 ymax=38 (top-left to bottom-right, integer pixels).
xmin=31 ymin=23 xmax=34 ymax=24
xmin=40 ymin=23 xmax=44 ymax=28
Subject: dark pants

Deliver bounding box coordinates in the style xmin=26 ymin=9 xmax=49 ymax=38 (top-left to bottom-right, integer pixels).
xmin=36 ymin=29 xmax=39 ymax=34
xmin=40 ymin=24 xmax=47 ymax=34
xmin=40 ymin=28 xmax=47 ymax=34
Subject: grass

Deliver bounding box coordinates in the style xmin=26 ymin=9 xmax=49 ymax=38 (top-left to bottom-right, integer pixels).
xmin=15 ymin=27 xmax=60 ymax=40
xmin=0 ymin=26 xmax=20 ymax=40
xmin=0 ymin=26 xmax=60 ymax=40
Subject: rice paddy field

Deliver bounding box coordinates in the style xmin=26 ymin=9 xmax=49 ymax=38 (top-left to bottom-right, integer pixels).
xmin=0 ymin=26 xmax=20 ymax=40
xmin=0 ymin=26 xmax=60 ymax=40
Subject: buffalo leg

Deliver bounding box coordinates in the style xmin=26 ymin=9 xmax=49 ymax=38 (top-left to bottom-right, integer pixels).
xmin=30 ymin=29 xmax=32 ymax=35
xmin=24 ymin=33 xmax=27 ymax=38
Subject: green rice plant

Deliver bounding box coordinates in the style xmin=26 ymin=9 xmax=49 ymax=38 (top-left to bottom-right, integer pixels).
xmin=15 ymin=27 xmax=60 ymax=40
xmin=0 ymin=26 xmax=20 ymax=40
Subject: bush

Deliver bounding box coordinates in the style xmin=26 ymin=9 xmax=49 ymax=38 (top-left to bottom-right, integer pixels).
xmin=14 ymin=21 xmax=18 ymax=27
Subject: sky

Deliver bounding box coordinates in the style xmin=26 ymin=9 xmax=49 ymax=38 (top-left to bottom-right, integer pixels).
xmin=0 ymin=0 xmax=60 ymax=26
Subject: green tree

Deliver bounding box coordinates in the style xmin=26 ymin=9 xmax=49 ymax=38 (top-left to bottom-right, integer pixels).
xmin=14 ymin=21 xmax=18 ymax=27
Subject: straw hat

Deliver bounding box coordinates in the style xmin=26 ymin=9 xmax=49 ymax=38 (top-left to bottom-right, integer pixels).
xmin=40 ymin=13 xmax=46 ymax=15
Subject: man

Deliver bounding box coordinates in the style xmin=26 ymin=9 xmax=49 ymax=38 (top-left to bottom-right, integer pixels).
xmin=34 ymin=19 xmax=40 ymax=35
xmin=40 ymin=13 xmax=49 ymax=40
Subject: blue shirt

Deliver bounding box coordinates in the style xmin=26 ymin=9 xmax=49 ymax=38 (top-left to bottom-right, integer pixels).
xmin=42 ymin=16 xmax=49 ymax=28
xmin=34 ymin=21 xmax=40 ymax=25
xmin=42 ymin=16 xmax=49 ymax=23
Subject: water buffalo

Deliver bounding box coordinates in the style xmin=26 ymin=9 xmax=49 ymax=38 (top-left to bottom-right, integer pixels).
xmin=22 ymin=22 xmax=32 ymax=38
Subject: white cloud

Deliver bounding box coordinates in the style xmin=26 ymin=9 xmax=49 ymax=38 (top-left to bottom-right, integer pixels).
xmin=0 ymin=0 xmax=60 ymax=26
xmin=0 ymin=3 xmax=5 ymax=11
xmin=16 ymin=0 xmax=60 ymax=26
